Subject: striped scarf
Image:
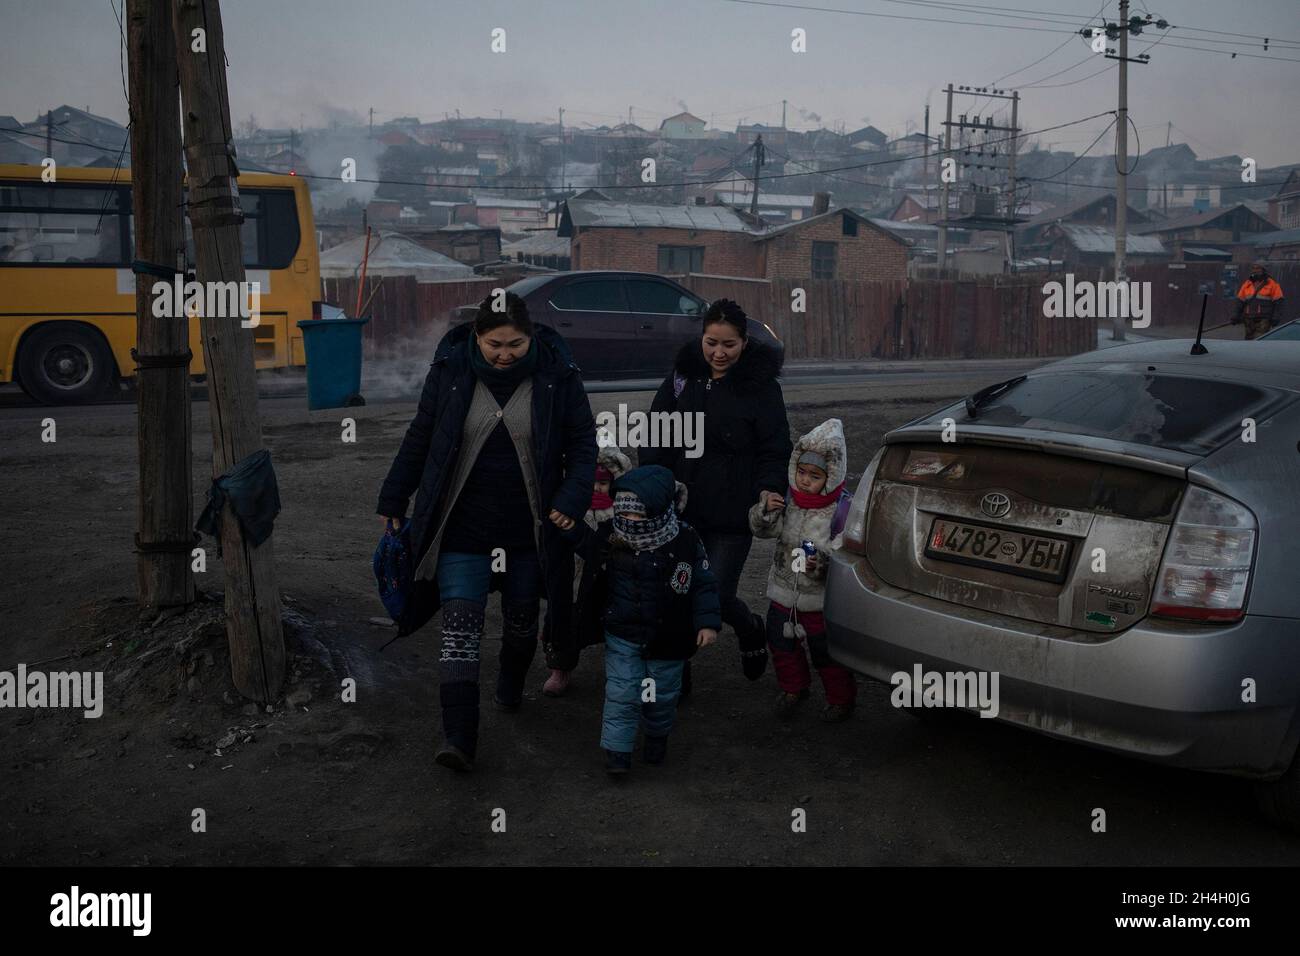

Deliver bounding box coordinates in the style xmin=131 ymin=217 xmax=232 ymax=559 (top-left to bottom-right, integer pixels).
xmin=612 ymin=493 xmax=680 ymax=551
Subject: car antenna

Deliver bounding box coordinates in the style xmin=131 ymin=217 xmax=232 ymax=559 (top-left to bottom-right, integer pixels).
xmin=1191 ymin=292 xmax=1210 ymax=355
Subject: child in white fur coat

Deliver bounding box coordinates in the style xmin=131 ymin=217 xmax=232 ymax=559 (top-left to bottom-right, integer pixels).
xmin=749 ymin=418 xmax=857 ymax=722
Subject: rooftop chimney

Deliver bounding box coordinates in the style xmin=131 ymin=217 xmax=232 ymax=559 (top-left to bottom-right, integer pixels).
xmin=813 ymin=191 xmax=830 ymax=215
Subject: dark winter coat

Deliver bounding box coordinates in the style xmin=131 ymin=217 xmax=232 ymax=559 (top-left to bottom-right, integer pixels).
xmin=565 ymin=518 xmax=721 ymax=660
xmin=639 ymin=337 xmax=793 ymax=535
xmin=376 ymin=322 xmax=598 ymax=638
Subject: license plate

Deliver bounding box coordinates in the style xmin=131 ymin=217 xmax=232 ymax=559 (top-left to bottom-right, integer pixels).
xmin=924 ymin=516 xmax=1072 ymax=583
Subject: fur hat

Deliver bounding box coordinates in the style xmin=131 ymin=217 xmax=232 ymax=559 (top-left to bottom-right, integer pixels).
xmin=788 ymin=418 xmax=847 ymax=491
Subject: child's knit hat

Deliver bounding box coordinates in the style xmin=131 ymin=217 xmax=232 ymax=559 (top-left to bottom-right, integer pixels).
xmin=611 ymin=465 xmax=677 ymax=518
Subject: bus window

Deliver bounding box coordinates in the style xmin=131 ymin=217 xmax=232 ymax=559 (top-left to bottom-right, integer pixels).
xmin=176 ymin=188 xmax=300 ymax=269
xmin=0 ymin=184 xmax=129 ymax=265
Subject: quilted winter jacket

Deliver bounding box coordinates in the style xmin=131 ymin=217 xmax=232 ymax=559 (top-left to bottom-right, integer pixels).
xmin=375 ymin=321 xmax=597 ymax=638
xmin=640 ymin=337 xmax=792 ymax=535
xmin=748 ymin=418 xmax=849 ymax=612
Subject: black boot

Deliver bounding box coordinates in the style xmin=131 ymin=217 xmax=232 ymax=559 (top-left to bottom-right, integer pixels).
xmin=496 ymin=600 xmax=539 ymax=711
xmin=437 ymin=680 xmax=479 ymax=771
xmin=605 ymin=749 xmax=632 ymax=776
xmin=739 ymin=612 xmax=769 ymax=681
xmin=643 ymin=734 xmax=669 ymax=765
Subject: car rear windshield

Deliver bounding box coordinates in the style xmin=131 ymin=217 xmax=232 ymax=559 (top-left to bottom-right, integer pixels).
xmin=928 ymin=371 xmax=1286 ymax=455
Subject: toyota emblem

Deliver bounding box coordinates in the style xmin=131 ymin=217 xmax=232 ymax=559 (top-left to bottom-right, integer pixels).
xmin=981 ymin=492 xmax=1011 ymax=518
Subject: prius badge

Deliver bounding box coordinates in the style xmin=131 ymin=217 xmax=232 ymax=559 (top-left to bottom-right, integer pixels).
xmin=980 ymin=492 xmax=1012 ymax=519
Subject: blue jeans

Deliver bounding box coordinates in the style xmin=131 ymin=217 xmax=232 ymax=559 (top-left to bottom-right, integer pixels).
xmin=436 ymin=549 xmax=541 ymax=606
xmin=436 ymin=550 xmax=542 ymax=700
xmin=600 ymin=634 xmax=684 ymax=753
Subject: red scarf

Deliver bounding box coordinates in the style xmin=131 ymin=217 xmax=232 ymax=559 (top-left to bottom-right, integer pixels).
xmin=788 ymin=481 xmax=844 ymax=510
xmin=591 ymin=490 xmax=614 ymax=511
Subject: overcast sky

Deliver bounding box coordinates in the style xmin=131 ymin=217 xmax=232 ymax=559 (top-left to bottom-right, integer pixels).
xmin=3 ymin=0 xmax=1298 ymax=165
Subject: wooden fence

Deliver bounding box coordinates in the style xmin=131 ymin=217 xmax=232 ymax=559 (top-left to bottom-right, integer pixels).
xmin=321 ymin=273 xmax=1098 ymax=361
xmin=1124 ymin=261 xmax=1299 ymax=332
xmin=671 ymin=275 xmax=1095 ymax=359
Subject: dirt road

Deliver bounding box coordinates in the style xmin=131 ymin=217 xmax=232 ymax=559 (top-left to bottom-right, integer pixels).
xmin=3 ymin=374 xmax=1298 ymax=865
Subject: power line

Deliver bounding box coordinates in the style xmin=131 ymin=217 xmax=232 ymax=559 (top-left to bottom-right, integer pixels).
xmin=1156 ymin=39 xmax=1300 ymax=62
xmin=1021 ymin=175 xmax=1291 ymax=193
xmin=717 ymin=0 xmax=1085 ymax=35
xmin=874 ymin=0 xmax=1300 ymax=46
xmin=749 ymin=111 xmax=1116 ymax=190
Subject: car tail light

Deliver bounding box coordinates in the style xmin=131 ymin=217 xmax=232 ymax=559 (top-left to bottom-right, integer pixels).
xmin=1151 ymin=486 xmax=1256 ymax=623
xmin=311 ymin=300 xmax=322 ymax=322
xmin=840 ymin=447 xmax=885 ymax=554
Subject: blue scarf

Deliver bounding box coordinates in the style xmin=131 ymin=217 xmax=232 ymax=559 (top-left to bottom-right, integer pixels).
xmin=612 ymin=503 xmax=680 ymax=552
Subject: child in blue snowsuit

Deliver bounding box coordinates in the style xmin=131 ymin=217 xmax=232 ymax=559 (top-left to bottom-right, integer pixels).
xmin=566 ymin=464 xmax=721 ymax=775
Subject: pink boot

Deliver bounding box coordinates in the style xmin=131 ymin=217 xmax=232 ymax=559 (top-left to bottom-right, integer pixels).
xmin=543 ymin=669 xmax=571 ymax=697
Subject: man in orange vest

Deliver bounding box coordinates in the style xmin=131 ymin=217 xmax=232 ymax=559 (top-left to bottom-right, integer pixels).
xmin=1234 ymin=261 xmax=1285 ymax=340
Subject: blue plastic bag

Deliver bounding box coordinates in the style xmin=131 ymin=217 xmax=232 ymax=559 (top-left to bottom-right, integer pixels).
xmin=372 ymin=518 xmax=413 ymax=622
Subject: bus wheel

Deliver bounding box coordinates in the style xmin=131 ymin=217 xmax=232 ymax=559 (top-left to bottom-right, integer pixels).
xmin=17 ymin=324 xmax=116 ymax=405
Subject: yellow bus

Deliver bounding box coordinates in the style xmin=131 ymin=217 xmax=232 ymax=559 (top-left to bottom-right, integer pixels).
xmin=0 ymin=163 xmax=319 ymax=403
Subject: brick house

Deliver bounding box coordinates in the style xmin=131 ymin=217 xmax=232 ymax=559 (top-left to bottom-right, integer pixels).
xmin=1133 ymin=204 xmax=1276 ymax=260
xmin=557 ymin=199 xmax=907 ymax=280
xmin=755 ymin=208 xmax=907 ymax=280
xmin=560 ymin=200 xmax=760 ymax=274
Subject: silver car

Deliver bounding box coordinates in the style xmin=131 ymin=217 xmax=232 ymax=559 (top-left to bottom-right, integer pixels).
xmin=825 ymin=340 xmax=1300 ymax=829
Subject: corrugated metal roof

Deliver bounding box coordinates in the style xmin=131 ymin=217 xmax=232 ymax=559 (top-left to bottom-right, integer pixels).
xmin=1244 ymin=227 xmax=1300 ymax=246
xmin=563 ymin=200 xmax=754 ymax=233
xmin=474 ymin=197 xmax=546 ymax=209
xmin=1058 ymin=223 xmax=1166 ymax=254
xmin=503 ymin=234 xmax=571 ymax=256
xmin=715 ymin=192 xmax=815 ymax=206
xmin=320 ymin=231 xmax=475 ymax=281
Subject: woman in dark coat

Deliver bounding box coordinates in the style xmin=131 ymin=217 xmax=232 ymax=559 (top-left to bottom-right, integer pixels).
xmin=376 ymin=292 xmax=597 ymax=771
xmin=640 ymin=298 xmax=793 ymax=686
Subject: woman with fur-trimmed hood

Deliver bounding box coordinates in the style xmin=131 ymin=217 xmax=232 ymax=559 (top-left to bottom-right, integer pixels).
xmin=640 ymin=299 xmax=793 ymax=690
xmin=749 ymin=417 xmax=857 ymax=722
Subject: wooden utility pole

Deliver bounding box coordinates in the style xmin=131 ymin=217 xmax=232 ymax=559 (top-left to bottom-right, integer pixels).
xmin=172 ymin=0 xmax=285 ymax=701
xmin=128 ymin=0 xmax=193 ymax=611
xmin=1006 ymin=90 xmax=1020 ymax=273
xmin=937 ymin=83 xmax=953 ymax=274
xmin=749 ymin=134 xmax=765 ymax=217
xmin=1113 ymin=0 xmax=1130 ymax=342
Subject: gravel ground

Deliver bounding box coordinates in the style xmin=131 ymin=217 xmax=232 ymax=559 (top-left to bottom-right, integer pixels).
xmin=2 ymin=374 xmax=1298 ymax=865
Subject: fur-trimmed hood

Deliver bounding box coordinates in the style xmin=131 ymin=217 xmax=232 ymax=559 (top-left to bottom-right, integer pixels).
xmin=595 ymin=442 xmax=632 ymax=479
xmin=788 ymin=418 xmax=847 ymax=491
xmin=586 ymin=444 xmax=687 ymax=527
xmin=672 ymin=335 xmax=784 ymax=394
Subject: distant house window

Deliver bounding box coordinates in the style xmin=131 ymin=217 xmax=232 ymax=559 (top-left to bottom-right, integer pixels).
xmin=1196 ymin=186 xmax=1210 ymax=199
xmin=1173 ymin=185 xmax=1185 ymax=198
xmin=657 ymin=245 xmax=704 ymax=274
xmin=811 ymin=241 xmax=837 ymax=279
xmin=842 ymin=215 xmax=858 ymax=237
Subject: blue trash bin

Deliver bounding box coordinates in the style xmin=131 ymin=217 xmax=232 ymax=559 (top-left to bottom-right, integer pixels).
xmin=296 ymin=316 xmax=371 ymax=410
